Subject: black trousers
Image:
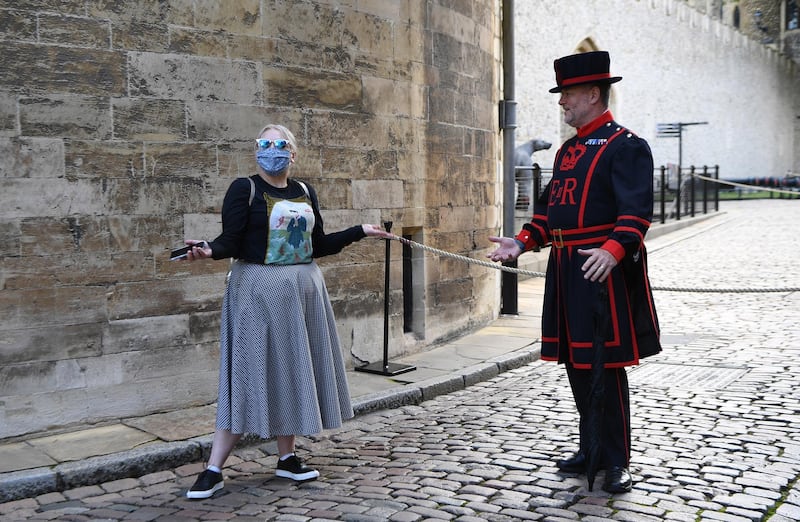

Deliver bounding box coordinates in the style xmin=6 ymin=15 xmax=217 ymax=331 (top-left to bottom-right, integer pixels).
xmin=565 ymin=362 xmax=631 ymax=467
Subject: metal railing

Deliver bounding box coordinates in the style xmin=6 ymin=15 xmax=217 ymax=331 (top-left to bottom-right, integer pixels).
xmin=514 ymin=164 xmax=732 ymax=224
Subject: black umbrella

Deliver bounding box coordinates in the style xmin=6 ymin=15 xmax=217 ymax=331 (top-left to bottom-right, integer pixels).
xmin=586 ymin=282 xmax=610 ymax=491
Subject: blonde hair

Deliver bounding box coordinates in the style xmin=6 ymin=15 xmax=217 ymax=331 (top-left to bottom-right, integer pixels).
xmin=255 ymin=124 xmax=298 ymax=157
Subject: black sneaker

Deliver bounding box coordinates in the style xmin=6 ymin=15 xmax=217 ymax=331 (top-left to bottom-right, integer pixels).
xmin=186 ymin=469 xmax=224 ymax=499
xmin=275 ymin=455 xmax=320 ymax=482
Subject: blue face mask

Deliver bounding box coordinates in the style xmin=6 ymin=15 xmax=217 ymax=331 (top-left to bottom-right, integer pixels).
xmin=256 ymin=148 xmax=291 ymax=176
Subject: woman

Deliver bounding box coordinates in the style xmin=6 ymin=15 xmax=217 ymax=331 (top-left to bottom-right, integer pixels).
xmin=182 ymin=124 xmax=392 ymax=499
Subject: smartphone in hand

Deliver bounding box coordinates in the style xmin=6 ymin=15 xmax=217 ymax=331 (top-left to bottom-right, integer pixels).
xmin=170 ymin=242 xmax=205 ymax=261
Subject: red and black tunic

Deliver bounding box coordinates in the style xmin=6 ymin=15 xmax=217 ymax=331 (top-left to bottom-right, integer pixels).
xmin=515 ymin=111 xmax=661 ymax=369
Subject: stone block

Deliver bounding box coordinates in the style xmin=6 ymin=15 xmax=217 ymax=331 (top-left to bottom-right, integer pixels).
xmin=362 ymin=76 xmax=424 ymax=118
xmin=0 ymin=323 xmax=102 ymax=366
xmin=193 ymin=0 xmax=261 ymax=36
xmin=0 ymin=42 xmax=126 ymax=96
xmin=0 ymin=286 xmax=108 ymax=330
xmin=0 ymin=219 xmax=20 ymax=257
xmin=182 ymin=212 xmax=224 ymax=244
xmin=128 ymin=51 xmax=260 ymax=104
xmin=17 ymin=217 xmax=80 ymax=256
xmin=110 ymin=20 xmax=170 ymax=52
xmin=116 ymin=344 xmax=220 ymax=383
xmin=462 ymin=363 xmax=500 ymax=386
xmin=306 ymin=112 xmax=372 ymax=150
xmin=0 ymin=91 xmax=16 ymax=135
xmin=112 ymin=98 xmax=187 ymax=141
xmin=123 ymin=404 xmax=217 ymax=441
xmin=2 ymin=178 xmax=105 ymax=218
xmin=426 ymin=121 xmax=466 ymax=155
xmin=227 ymin=34 xmax=278 ymax=61
xmin=187 ymin=101 xmax=295 ymax=141
xmin=352 ymin=179 xmax=404 ymax=209
xmin=87 ymin=0 xmax=194 ymax=25
xmin=464 ymin=127 xmax=491 ymax=159
xmin=438 ymin=205 xmax=477 ymax=233
xmin=121 ymin=176 xmax=207 ymax=215
xmin=352 ymin=386 xmax=422 ymax=416
xmin=309 ymin=177 xmax=351 ymax=209
xmin=0 ymin=442 xmax=57 ymax=474
xmin=102 ymin=315 xmax=191 ymax=356
xmin=216 ymin=141 xmax=257 ymax=179
xmin=355 ymin=0 xmax=402 ymax=19
xmin=28 ymin=424 xmax=155 ymax=462
xmin=0 ymin=9 xmax=37 ymax=42
xmin=168 ymin=27 xmax=228 ymax=58
xmin=323 ymin=262 xmax=384 ymax=297
xmin=141 ymin=142 xmax=219 ymax=178
xmin=264 ymin=66 xmax=363 ymax=111
xmin=263 ymin=2 xmax=343 ymax=47
xmin=431 ymin=31 xmax=464 ymax=73
xmin=64 ymin=139 xmax=144 ymax=178
xmin=419 ymin=374 xmax=465 ymax=401
xmin=55 ymin=440 xmax=200 ymax=490
xmin=105 ymin=276 xmax=223 ymax=321
xmin=188 ymin=311 xmax=222 ymax=343
xmin=279 ymin=35 xmax=356 ymax=71
xmin=321 ymin=147 xmax=400 ymax=180
xmin=38 ymin=13 xmax=110 ymax=48
xmin=393 ymin=23 xmax=425 ymax=63
xmin=14 ymin=215 xmax=177 ymax=257
xmin=0 ymin=366 xmax=218 ymax=439
xmin=431 ymin=230 xmax=473 ymax=257
xmin=0 ymin=467 xmax=59 ymax=504
xmin=343 ymin=11 xmax=393 ymax=56
xmin=20 ymin=94 xmax=112 ymax=139
xmin=433 ymin=277 xmax=473 ymax=306
xmin=315 ymin=209 xmax=384 ymax=245
xmin=0 ymin=137 xmax=65 ymax=179
xmin=0 ymin=359 xmax=87 ymax=396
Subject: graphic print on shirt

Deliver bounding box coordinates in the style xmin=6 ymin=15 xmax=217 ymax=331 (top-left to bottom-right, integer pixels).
xmin=264 ymin=193 xmax=315 ymax=265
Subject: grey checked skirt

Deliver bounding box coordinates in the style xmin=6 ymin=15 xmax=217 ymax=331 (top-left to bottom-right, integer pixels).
xmin=215 ymin=260 xmax=354 ymax=439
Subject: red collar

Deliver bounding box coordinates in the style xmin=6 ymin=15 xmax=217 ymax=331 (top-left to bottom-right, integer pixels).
xmin=577 ymin=111 xmax=614 ymax=138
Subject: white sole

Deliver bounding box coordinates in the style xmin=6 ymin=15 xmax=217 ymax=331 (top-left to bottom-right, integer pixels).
xmin=185 ymin=481 xmax=224 ymax=499
xmin=275 ymin=469 xmax=320 ymax=482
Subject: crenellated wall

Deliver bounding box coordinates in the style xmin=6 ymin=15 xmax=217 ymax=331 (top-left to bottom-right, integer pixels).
xmin=0 ymin=0 xmax=502 ymax=440
xmin=514 ymin=0 xmax=799 ymax=179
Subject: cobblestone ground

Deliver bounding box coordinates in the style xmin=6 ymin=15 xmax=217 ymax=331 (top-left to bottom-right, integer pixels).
xmin=2 ymin=200 xmax=799 ymax=521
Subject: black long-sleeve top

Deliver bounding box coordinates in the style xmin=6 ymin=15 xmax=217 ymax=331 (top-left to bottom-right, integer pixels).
xmin=208 ymin=176 xmax=366 ymax=263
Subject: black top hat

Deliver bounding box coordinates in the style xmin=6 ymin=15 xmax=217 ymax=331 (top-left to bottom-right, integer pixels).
xmin=549 ymin=51 xmax=622 ymax=93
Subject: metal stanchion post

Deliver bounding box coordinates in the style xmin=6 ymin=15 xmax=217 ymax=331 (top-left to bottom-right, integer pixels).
xmin=660 ymin=165 xmax=666 ymax=224
xmin=356 ymin=221 xmax=416 ymax=376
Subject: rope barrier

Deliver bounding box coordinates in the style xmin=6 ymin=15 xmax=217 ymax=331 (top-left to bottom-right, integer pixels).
xmin=389 ymin=235 xmax=800 ymax=294
xmin=692 ymin=173 xmax=800 ymax=197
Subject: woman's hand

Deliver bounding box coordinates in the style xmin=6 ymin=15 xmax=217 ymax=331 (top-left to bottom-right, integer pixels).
xmin=362 ymin=224 xmax=394 ymax=239
xmin=184 ymin=240 xmax=212 ymax=261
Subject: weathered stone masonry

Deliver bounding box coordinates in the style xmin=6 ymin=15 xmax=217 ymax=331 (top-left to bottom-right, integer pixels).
xmin=0 ymin=0 xmax=502 ymax=439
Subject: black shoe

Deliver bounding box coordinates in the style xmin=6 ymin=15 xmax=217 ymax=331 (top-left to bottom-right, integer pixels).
xmin=602 ymin=466 xmax=632 ymax=493
xmin=186 ymin=469 xmax=224 ymax=499
xmin=556 ymin=452 xmax=587 ymax=473
xmin=276 ymin=455 xmax=320 ymax=482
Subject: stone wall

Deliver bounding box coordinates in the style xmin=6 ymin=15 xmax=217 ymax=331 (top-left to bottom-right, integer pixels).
xmin=0 ymin=0 xmax=502 ymax=439
xmin=2 ymin=0 xmax=798 ymax=442
xmin=514 ymin=0 xmax=800 ymax=179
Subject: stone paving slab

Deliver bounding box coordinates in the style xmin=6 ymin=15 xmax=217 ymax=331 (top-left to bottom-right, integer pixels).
xmin=122 ymin=405 xmax=217 ymax=442
xmin=26 ymin=424 xmax=157 ymax=463
xmin=0 ymin=443 xmax=56 ymax=474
